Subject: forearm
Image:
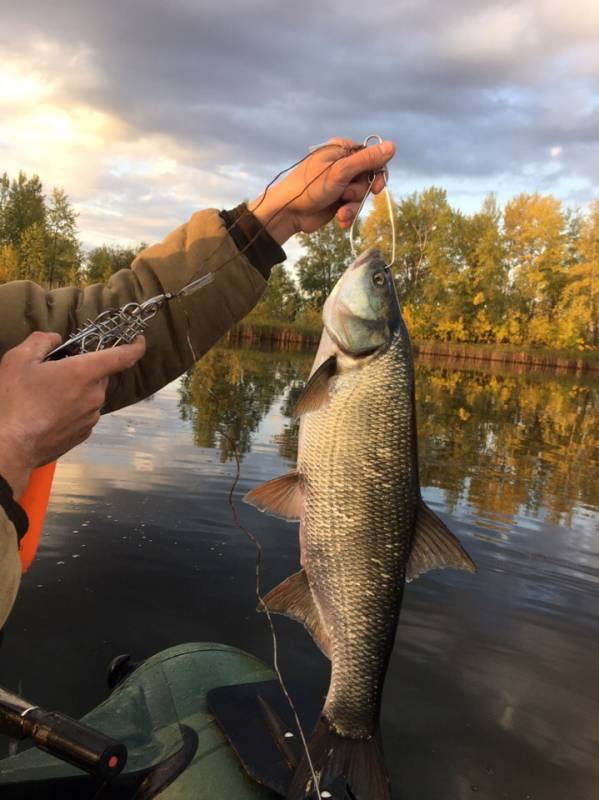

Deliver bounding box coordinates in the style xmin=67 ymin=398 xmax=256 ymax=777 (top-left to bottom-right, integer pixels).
xmin=0 ymin=207 xmax=285 ymax=413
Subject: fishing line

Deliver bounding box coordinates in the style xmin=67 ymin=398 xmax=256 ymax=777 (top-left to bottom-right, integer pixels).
xmin=176 ymin=146 xmax=364 ymax=800
xmin=178 ymin=138 xmax=391 ymax=799
xmin=173 ymin=142 xmax=356 ymax=299
xmin=179 ymin=364 xmax=323 ymax=797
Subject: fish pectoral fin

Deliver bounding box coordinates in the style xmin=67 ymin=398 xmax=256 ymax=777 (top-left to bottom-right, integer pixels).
xmin=261 ymin=569 xmax=331 ymax=659
xmin=243 ymin=471 xmax=303 ymax=520
xmin=407 ymin=499 xmax=476 ymax=582
xmin=293 ymin=355 xmax=337 ymax=417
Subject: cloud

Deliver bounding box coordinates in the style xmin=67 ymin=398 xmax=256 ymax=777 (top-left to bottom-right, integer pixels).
xmin=0 ymin=0 xmax=597 ymax=250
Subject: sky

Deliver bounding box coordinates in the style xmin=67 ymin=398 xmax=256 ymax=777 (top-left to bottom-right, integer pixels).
xmin=0 ymin=0 xmax=598 ymax=255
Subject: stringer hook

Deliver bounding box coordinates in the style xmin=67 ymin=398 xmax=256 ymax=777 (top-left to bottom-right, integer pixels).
xmin=349 ymin=134 xmax=396 ymax=270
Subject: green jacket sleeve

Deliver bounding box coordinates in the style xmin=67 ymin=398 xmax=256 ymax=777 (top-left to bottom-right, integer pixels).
xmin=0 ymin=208 xmax=282 ymax=413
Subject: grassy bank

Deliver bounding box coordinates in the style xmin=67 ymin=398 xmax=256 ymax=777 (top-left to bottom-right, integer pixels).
xmin=412 ymin=341 xmax=599 ymax=372
xmin=224 ymin=318 xmax=322 ymax=348
xmin=225 ymin=318 xmax=599 ymax=372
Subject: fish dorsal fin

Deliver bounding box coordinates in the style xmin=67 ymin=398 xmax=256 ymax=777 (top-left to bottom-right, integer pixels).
xmin=293 ymin=355 xmax=337 ymax=417
xmin=262 ymin=569 xmax=331 ymax=659
xmin=243 ymin=471 xmax=303 ymax=520
xmin=407 ymin=499 xmax=476 ymax=582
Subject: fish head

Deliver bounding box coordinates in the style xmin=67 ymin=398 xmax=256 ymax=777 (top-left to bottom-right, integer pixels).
xmin=323 ymin=249 xmax=401 ymax=356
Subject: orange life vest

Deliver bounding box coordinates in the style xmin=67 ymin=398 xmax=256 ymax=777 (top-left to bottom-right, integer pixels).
xmin=18 ymin=462 xmax=56 ymax=573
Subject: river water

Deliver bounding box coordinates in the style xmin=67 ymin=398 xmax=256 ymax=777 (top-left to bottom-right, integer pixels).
xmin=1 ymin=345 xmax=598 ymax=800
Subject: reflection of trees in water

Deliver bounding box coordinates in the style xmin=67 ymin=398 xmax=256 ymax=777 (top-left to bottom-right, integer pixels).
xmin=178 ymin=348 xmax=311 ymax=463
xmin=179 ymin=345 xmax=598 ymax=524
xmin=416 ymin=362 xmax=599 ymax=525
xmin=272 ymin=384 xmax=304 ymax=462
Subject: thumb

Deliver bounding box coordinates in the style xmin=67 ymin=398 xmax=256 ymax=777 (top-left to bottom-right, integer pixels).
xmin=15 ymin=331 xmax=63 ymax=362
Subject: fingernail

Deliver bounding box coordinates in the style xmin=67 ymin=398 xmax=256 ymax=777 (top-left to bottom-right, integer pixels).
xmin=381 ymin=141 xmax=394 ymax=155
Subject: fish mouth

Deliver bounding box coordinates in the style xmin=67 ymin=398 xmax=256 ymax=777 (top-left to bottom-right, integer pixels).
xmin=350 ymin=247 xmax=388 ymax=272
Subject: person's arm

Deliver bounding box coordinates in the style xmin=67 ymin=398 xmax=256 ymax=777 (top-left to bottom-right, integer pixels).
xmin=0 ymin=208 xmax=281 ymax=413
xmin=0 ymin=332 xmax=146 ymax=627
xmin=0 ymin=137 xmax=395 ymax=414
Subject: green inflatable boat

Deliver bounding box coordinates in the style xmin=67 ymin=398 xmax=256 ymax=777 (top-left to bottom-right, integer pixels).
xmin=0 ymin=642 xmax=321 ymax=799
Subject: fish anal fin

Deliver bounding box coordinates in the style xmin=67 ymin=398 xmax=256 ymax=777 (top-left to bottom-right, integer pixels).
xmin=407 ymin=498 xmax=476 ymax=582
xmin=243 ymin=471 xmax=303 ymax=521
xmin=293 ymin=356 xmax=337 ymax=417
xmin=261 ymin=569 xmax=330 ymax=659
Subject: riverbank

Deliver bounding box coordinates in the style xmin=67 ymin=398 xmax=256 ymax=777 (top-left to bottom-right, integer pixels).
xmin=412 ymin=341 xmax=599 ymax=372
xmin=224 ymin=321 xmax=599 ymax=371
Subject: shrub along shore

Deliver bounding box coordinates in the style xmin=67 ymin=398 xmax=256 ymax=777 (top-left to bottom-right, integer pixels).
xmin=224 ymin=321 xmax=599 ymax=372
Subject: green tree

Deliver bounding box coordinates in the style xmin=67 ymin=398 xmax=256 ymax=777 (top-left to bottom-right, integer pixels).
xmin=46 ymin=187 xmax=81 ymax=287
xmin=254 ymin=264 xmax=301 ymax=321
xmin=85 ymin=244 xmax=144 ymax=284
xmin=296 ymin=220 xmax=353 ymax=310
xmin=1 ymin=172 xmax=46 ymax=248
xmin=394 ymin=187 xmax=455 ymax=303
xmin=0 ymin=173 xmax=10 ymax=244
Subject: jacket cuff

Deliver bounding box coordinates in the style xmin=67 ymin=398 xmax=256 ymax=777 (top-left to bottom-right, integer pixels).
xmin=220 ymin=204 xmax=286 ymax=281
xmin=0 ymin=475 xmax=29 ymax=542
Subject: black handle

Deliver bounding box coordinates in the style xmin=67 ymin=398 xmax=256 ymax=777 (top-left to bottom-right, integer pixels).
xmin=22 ymin=709 xmax=127 ymax=780
xmin=0 ymin=686 xmax=127 ymax=780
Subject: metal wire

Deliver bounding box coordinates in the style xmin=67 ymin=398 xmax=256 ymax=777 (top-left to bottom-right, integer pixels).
xmin=349 ymin=134 xmax=396 ymax=269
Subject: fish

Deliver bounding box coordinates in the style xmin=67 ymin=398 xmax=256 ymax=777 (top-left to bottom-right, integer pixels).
xmin=244 ymin=248 xmax=475 ymax=799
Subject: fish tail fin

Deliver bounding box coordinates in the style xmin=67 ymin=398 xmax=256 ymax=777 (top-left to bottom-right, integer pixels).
xmin=287 ymin=717 xmax=391 ymax=800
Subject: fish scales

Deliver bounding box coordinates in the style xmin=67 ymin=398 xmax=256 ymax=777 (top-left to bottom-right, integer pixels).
xmin=244 ymin=249 xmax=475 ymax=798
xmin=300 ymin=333 xmax=418 ymax=739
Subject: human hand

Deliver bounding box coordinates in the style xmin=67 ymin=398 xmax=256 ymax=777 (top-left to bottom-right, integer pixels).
xmin=0 ymin=332 xmax=146 ymax=498
xmin=248 ymin=136 xmax=396 ymax=244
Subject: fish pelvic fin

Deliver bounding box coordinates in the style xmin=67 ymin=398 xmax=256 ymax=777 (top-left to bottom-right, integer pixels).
xmin=261 ymin=569 xmax=331 ymax=659
xmin=287 ymin=718 xmax=391 ymax=800
xmin=293 ymin=355 xmax=337 ymax=417
xmin=243 ymin=471 xmax=303 ymax=521
xmin=407 ymin=498 xmax=476 ymax=582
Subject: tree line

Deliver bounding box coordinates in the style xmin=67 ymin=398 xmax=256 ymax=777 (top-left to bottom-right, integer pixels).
xmin=0 ymin=171 xmax=143 ymax=288
xmin=2 ymin=170 xmax=597 ymax=350
xmin=266 ymin=188 xmax=598 ymax=350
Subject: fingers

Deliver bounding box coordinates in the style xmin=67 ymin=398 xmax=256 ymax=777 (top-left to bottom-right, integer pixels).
xmin=7 ymin=331 xmax=63 ymax=363
xmin=336 ymin=202 xmax=361 ymax=229
xmin=64 ymin=336 xmax=146 ymax=381
xmin=335 ymin=140 xmax=395 ymax=184
xmin=370 ymin=170 xmax=388 ymax=195
xmin=323 ymin=136 xmax=362 ymax=153
xmin=340 ymin=175 xmax=371 ymax=203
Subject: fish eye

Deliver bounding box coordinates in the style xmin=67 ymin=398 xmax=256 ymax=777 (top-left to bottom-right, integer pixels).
xmin=372 ymin=270 xmax=385 ymax=287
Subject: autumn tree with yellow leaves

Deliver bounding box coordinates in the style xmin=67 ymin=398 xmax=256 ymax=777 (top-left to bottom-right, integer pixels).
xmin=1 ymin=167 xmax=597 ymax=352
xmin=360 ymin=187 xmax=598 ymax=350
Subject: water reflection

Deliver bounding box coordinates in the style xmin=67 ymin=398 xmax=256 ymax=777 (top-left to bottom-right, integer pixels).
xmin=179 ymin=345 xmax=599 ymax=530
xmin=178 ymin=348 xmax=311 ymax=462
xmin=172 ymin=344 xmax=599 ymax=796
xmin=2 ymin=343 xmax=598 ymax=799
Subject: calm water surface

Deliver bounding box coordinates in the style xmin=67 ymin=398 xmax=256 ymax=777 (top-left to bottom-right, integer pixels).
xmin=1 ymin=345 xmax=598 ymax=800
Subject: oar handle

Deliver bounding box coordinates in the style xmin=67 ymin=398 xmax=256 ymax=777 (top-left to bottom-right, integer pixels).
xmin=22 ymin=709 xmax=127 ymax=780
xmin=0 ymin=687 xmax=127 ymax=780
